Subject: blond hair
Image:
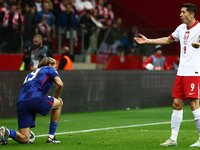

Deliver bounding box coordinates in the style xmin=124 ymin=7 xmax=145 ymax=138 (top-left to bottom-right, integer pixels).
xmin=38 ymin=57 xmax=57 ymax=68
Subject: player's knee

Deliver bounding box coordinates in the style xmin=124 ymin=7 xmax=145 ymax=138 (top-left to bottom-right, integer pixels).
xmin=19 ymin=136 xmax=30 ymax=144
xmin=57 ymin=99 xmax=63 ymax=107
xmin=172 ymin=100 xmax=183 ymax=110
xmin=189 ymin=99 xmax=199 ymax=111
xmin=173 ymin=102 xmax=179 ymax=109
xmin=24 ymin=139 xmax=30 ymax=144
xmin=51 ymin=98 xmax=63 ymax=109
xmin=60 ymin=100 xmax=63 ymax=107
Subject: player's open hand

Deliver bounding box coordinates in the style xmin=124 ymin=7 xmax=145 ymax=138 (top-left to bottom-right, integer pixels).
xmin=192 ymin=43 xmax=200 ymax=48
xmin=134 ymin=34 xmax=148 ymax=44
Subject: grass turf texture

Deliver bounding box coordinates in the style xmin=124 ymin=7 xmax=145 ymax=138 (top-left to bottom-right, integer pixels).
xmin=0 ymin=105 xmax=198 ymax=150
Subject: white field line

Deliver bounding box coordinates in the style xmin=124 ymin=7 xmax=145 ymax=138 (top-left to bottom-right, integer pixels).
xmin=135 ymin=130 xmax=197 ymax=132
xmin=8 ymin=119 xmax=193 ymax=140
xmin=34 ymin=119 xmax=193 ymax=138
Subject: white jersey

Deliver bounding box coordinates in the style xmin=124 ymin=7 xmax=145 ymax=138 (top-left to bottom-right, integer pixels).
xmin=171 ymin=21 xmax=200 ymax=76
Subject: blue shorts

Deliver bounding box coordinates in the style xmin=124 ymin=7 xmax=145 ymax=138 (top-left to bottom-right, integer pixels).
xmin=17 ymin=95 xmax=54 ymax=129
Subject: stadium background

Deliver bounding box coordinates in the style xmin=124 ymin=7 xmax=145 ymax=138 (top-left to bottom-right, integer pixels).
xmin=111 ymin=0 xmax=200 ymax=56
xmin=1 ymin=0 xmax=200 ymax=70
xmin=0 ymin=0 xmax=195 ymax=117
xmin=0 ymin=70 xmax=177 ymax=118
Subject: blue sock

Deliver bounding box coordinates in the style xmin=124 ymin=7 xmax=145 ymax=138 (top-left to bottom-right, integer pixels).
xmin=49 ymin=121 xmax=58 ymax=135
xmin=8 ymin=129 xmax=17 ymax=139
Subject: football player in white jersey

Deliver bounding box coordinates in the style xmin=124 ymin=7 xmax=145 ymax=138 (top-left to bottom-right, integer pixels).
xmin=134 ymin=3 xmax=200 ymax=147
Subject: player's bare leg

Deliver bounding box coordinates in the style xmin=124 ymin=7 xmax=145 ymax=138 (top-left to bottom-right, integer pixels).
xmin=189 ymin=99 xmax=200 ymax=147
xmin=189 ymin=98 xmax=199 ymax=111
xmin=0 ymin=127 xmax=30 ymax=145
xmin=14 ymin=128 xmax=30 ymax=143
xmin=47 ymin=97 xmax=63 ymax=143
xmin=160 ymin=98 xmax=184 ymax=146
xmin=51 ymin=98 xmax=63 ymax=123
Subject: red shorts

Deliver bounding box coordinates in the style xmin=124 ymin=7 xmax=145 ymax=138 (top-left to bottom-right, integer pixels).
xmin=172 ymin=76 xmax=200 ymax=99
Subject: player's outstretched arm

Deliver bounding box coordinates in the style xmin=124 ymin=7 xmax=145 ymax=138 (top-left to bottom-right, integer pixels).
xmin=134 ymin=34 xmax=174 ymax=45
xmin=134 ymin=34 xmax=149 ymax=44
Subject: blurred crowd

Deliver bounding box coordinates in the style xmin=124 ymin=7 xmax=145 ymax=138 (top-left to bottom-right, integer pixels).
xmin=0 ymin=0 xmax=180 ymax=71
xmin=0 ymin=0 xmax=143 ymax=55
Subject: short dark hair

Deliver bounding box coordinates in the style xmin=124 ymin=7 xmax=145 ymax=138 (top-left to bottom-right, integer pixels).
xmin=9 ymin=2 xmax=18 ymax=8
xmin=181 ymin=3 xmax=197 ymax=18
xmin=33 ymin=34 xmax=43 ymax=41
xmin=85 ymin=10 xmax=91 ymax=14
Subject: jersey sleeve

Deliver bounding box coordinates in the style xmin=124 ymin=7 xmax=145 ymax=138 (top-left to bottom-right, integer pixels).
xmin=49 ymin=67 xmax=60 ymax=79
xmin=170 ymin=25 xmax=182 ymax=42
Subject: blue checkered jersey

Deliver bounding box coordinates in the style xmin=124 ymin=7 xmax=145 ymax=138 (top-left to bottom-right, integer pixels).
xmin=18 ymin=66 xmax=60 ymax=103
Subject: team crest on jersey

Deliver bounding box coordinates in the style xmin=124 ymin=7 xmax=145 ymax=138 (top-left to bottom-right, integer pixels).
xmin=184 ymin=31 xmax=190 ymax=39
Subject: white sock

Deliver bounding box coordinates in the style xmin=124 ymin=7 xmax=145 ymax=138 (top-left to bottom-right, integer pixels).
xmin=170 ymin=109 xmax=183 ymax=141
xmin=49 ymin=134 xmax=54 ymax=139
xmin=192 ymin=108 xmax=200 ymax=140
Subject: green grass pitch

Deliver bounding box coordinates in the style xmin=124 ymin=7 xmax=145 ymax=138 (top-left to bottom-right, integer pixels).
xmin=0 ymin=105 xmax=198 ymax=150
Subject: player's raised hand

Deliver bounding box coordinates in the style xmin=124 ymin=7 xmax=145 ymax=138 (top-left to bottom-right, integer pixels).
xmin=134 ymin=34 xmax=148 ymax=44
xmin=192 ymin=43 xmax=200 ymax=48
